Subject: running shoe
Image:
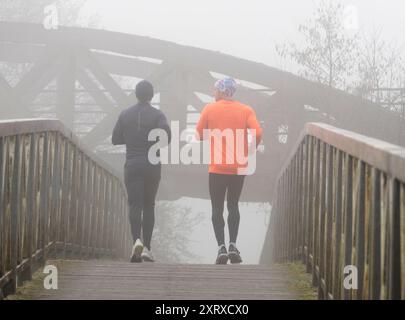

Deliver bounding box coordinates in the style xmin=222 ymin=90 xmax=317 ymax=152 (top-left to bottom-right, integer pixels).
xmin=228 ymin=243 xmax=242 ymax=264
xmin=141 ymin=247 xmax=155 ymax=262
xmin=215 ymin=245 xmax=228 ymax=265
xmin=130 ymin=239 xmax=144 ymax=263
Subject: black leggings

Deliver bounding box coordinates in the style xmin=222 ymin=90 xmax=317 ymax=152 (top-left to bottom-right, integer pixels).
xmin=124 ymin=162 xmax=160 ymax=250
xmin=209 ymin=173 xmax=245 ymax=246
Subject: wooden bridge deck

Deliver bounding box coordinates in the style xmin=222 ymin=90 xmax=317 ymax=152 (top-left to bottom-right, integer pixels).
xmin=9 ymin=260 xmax=310 ymax=300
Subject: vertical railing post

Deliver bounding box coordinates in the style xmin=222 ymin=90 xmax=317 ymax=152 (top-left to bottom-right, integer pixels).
xmin=10 ymin=135 xmax=22 ymax=294
xmin=306 ymin=136 xmax=314 ymax=273
xmin=370 ymin=168 xmax=381 ymax=299
xmin=77 ymin=155 xmax=87 ymax=256
xmin=83 ymin=159 xmax=93 ymax=257
xmin=291 ymin=151 xmax=297 ymax=260
xmin=60 ymin=140 xmax=70 ymax=258
xmin=18 ymin=135 xmax=26 ymax=283
xmin=91 ymin=166 xmax=100 ymax=257
xmin=312 ymin=140 xmax=321 ymax=287
xmin=318 ymin=142 xmax=327 ymax=299
xmin=274 ymin=189 xmax=280 ymax=262
xmin=388 ymin=179 xmax=401 ymax=299
xmin=97 ymin=172 xmax=106 ymax=256
xmin=281 ymin=174 xmax=286 ymax=262
xmin=111 ymin=179 xmax=118 ymax=255
xmin=343 ymin=155 xmax=353 ymax=300
xmin=50 ymin=133 xmax=61 ymax=254
xmin=39 ymin=132 xmax=49 ymax=264
xmin=68 ymin=146 xmax=78 ymax=258
xmin=302 ymin=138 xmax=309 ymax=265
xmin=401 ymin=183 xmax=404 ymax=300
xmin=325 ymin=145 xmax=334 ymax=299
xmin=298 ymin=143 xmax=305 ymax=260
xmin=103 ymin=177 xmax=111 ymax=254
xmin=0 ymin=137 xmax=4 ymax=282
xmin=25 ymin=133 xmax=37 ymax=281
xmin=286 ymin=160 xmax=293 ymax=261
xmin=380 ymin=173 xmax=389 ymax=299
xmin=294 ymin=146 xmax=299 ymax=260
xmin=356 ymin=161 xmax=366 ymax=299
xmin=333 ymin=150 xmax=343 ymax=299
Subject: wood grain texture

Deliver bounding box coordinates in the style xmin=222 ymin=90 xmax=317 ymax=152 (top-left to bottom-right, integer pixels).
xmin=18 ymin=260 xmax=300 ymax=300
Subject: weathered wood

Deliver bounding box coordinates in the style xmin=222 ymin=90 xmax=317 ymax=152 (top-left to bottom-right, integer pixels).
xmin=20 ymin=261 xmax=300 ymax=300
xmin=265 ymin=123 xmax=405 ymax=300
xmin=0 ymin=137 xmax=4 ymax=278
xmin=0 ymin=120 xmax=131 ymax=299
xmin=10 ymin=135 xmax=22 ymax=294
xmin=25 ymin=134 xmax=37 ymax=281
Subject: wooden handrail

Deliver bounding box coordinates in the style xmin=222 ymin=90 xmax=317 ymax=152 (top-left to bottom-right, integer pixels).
xmin=261 ymin=122 xmax=404 ymax=300
xmin=0 ymin=119 xmax=131 ymax=299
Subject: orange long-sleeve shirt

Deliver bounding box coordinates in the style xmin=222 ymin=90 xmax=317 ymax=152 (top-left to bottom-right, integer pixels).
xmin=196 ymin=99 xmax=262 ymax=175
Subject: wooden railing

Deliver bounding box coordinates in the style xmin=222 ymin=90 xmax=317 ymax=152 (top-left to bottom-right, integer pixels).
xmin=0 ymin=119 xmax=131 ymax=298
xmin=261 ymin=123 xmax=404 ymax=300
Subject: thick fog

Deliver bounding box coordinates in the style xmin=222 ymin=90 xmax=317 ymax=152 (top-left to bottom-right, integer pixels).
xmin=80 ymin=0 xmax=405 ymax=71
xmin=1 ymin=0 xmax=404 ymax=264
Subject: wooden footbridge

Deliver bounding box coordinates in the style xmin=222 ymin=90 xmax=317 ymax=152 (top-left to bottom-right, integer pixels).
xmin=0 ymin=22 xmax=404 ymax=300
xmin=0 ymin=119 xmax=403 ymax=300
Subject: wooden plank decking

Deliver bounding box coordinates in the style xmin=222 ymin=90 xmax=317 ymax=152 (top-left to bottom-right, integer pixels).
xmin=11 ymin=260 xmax=303 ymax=300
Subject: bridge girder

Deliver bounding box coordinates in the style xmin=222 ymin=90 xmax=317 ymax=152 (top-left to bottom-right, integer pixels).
xmin=0 ymin=22 xmax=404 ymax=202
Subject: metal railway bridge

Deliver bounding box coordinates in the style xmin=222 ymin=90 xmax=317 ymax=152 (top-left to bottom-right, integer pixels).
xmin=0 ymin=22 xmax=404 ymax=300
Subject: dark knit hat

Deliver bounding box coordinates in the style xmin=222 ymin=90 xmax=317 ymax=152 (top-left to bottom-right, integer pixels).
xmin=135 ymin=80 xmax=154 ymax=103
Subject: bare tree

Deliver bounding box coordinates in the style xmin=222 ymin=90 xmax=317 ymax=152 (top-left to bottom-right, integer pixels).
xmin=277 ymin=0 xmax=358 ymax=90
xmin=153 ymin=202 xmax=204 ymax=263
xmin=356 ymin=29 xmax=405 ymax=110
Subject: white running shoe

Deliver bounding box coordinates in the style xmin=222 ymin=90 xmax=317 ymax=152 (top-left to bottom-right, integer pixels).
xmin=130 ymin=239 xmax=144 ymax=263
xmin=141 ymin=247 xmax=155 ymax=262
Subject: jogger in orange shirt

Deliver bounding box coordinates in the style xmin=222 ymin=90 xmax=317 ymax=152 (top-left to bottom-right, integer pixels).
xmin=196 ymin=77 xmax=262 ymax=264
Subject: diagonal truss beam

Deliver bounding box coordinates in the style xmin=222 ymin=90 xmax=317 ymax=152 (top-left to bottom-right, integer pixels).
xmin=82 ymin=62 xmax=176 ymax=147
xmin=77 ymin=69 xmax=116 ymax=113
xmin=77 ymin=48 xmax=131 ymax=107
xmin=1 ymin=47 xmax=62 ymax=117
xmin=15 ymin=48 xmax=62 ymax=105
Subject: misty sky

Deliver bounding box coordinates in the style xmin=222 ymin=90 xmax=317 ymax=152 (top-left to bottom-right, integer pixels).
xmin=80 ymin=0 xmax=405 ymax=70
